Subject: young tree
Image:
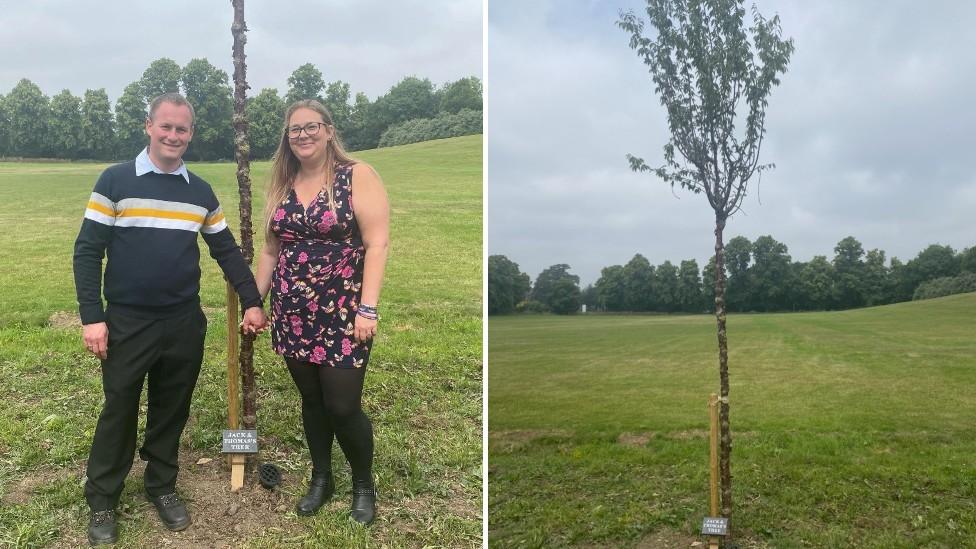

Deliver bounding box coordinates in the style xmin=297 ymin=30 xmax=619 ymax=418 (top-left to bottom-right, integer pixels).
xmin=619 ymin=0 xmax=794 ymax=525
xmin=231 ymin=0 xmax=257 ymax=434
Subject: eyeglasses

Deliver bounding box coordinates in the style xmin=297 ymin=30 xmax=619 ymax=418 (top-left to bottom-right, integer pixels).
xmin=287 ymin=122 xmax=329 ymax=139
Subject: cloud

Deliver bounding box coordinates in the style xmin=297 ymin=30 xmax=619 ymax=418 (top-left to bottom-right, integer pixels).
xmin=0 ymin=1 xmax=481 ymax=102
xmin=488 ymin=0 xmax=976 ymax=284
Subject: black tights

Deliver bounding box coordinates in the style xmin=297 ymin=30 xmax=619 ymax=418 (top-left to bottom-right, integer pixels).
xmin=286 ymin=358 xmax=374 ymax=484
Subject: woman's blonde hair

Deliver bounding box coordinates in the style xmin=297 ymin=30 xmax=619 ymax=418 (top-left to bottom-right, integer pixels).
xmin=264 ymin=100 xmax=355 ymax=238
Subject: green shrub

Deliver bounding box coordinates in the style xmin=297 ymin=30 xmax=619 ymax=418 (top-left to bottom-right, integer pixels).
xmin=912 ymin=272 xmax=976 ymax=300
xmin=378 ymin=109 xmax=482 ymax=147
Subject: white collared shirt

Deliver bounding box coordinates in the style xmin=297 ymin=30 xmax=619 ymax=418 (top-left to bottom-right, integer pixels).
xmin=135 ymin=147 xmax=190 ymax=183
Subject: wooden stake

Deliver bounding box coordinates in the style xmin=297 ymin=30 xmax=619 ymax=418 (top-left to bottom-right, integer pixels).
xmin=230 ymin=454 xmax=246 ymax=491
xmin=709 ymin=393 xmax=720 ymax=549
xmin=226 ymin=281 xmax=244 ymax=490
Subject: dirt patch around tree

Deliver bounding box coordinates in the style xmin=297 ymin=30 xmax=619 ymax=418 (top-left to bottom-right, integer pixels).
xmin=7 ymin=448 xmax=478 ymax=548
xmin=46 ymin=453 xmax=303 ymax=548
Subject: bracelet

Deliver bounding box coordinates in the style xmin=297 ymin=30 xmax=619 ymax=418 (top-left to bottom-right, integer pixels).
xmin=359 ymin=304 xmax=378 ymax=315
xmin=357 ymin=309 xmax=379 ymax=321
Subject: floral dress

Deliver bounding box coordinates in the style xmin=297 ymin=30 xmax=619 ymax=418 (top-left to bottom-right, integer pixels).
xmin=270 ymin=163 xmax=370 ymax=368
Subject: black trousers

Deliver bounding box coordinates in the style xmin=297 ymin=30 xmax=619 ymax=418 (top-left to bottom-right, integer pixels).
xmin=84 ymin=305 xmax=207 ymax=510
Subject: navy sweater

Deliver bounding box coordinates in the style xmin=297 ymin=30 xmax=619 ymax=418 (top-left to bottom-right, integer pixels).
xmin=73 ymin=161 xmax=261 ymax=324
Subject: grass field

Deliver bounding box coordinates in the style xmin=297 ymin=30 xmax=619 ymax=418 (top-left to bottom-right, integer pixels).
xmin=488 ymin=294 xmax=976 ymax=548
xmin=0 ymin=135 xmax=482 ymax=548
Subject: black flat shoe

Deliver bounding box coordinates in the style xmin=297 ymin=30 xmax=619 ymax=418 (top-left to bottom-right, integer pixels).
xmin=350 ymin=480 xmax=376 ymax=526
xmin=88 ymin=509 xmax=118 ymax=546
xmin=296 ymin=472 xmax=335 ymax=516
xmin=146 ymin=493 xmax=191 ymax=531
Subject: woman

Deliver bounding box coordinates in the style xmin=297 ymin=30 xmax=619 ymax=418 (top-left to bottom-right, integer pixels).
xmin=256 ymin=100 xmax=389 ymax=525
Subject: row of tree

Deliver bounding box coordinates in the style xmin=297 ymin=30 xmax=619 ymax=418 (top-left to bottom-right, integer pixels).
xmin=489 ymin=236 xmax=976 ymax=315
xmin=0 ymin=59 xmax=482 ymax=161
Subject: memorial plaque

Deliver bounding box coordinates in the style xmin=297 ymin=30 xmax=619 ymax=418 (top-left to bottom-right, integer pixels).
xmin=222 ymin=429 xmax=258 ymax=453
xmin=701 ymin=516 xmax=729 ymax=536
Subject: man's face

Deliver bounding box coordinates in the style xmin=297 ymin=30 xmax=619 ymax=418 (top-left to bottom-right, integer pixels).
xmin=145 ymin=102 xmax=193 ymax=168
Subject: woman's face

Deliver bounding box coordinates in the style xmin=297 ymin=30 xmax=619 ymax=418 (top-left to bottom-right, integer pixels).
xmin=287 ymin=107 xmax=334 ymax=164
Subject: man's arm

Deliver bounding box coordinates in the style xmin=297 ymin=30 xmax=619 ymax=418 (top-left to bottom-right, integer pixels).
xmin=73 ymin=171 xmax=115 ymax=358
xmin=200 ymin=205 xmax=266 ymax=332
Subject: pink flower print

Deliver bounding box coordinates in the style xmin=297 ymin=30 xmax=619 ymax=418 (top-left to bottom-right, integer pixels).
xmin=273 ymin=208 xmax=286 ymax=222
xmin=308 ymin=301 xmax=318 ymax=313
xmin=289 ymin=315 xmax=301 ymax=326
xmin=298 ymin=251 xmax=308 ymax=264
xmin=341 ymin=338 xmax=353 ymax=356
xmin=341 ymin=265 xmax=354 ymax=278
xmin=291 ymin=325 xmax=303 ymax=336
xmin=316 ymin=211 xmax=337 ymax=233
xmin=312 ymin=346 xmax=327 ymax=363
xmin=337 ymin=296 xmax=346 ymax=309
xmin=280 ymin=280 xmax=289 ymax=293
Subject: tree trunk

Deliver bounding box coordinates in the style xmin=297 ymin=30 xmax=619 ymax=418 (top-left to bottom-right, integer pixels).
xmin=713 ymin=212 xmax=733 ymax=526
xmin=231 ymin=0 xmax=256 ymax=433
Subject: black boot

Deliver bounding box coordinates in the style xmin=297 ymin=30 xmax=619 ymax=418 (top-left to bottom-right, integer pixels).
xmin=350 ymin=479 xmax=376 ymax=525
xmin=296 ymin=471 xmax=334 ymax=516
xmin=88 ymin=509 xmax=118 ymax=545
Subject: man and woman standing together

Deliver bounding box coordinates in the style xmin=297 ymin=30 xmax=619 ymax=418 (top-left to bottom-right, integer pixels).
xmin=73 ymin=92 xmax=389 ymax=545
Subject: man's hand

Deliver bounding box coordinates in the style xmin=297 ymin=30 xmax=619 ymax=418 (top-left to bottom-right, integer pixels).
xmin=83 ymin=322 xmax=109 ymax=360
xmin=241 ymin=306 xmax=269 ymax=335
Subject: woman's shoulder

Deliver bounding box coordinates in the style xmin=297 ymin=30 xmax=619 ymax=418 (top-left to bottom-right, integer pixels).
xmin=349 ymin=161 xmax=382 ymax=183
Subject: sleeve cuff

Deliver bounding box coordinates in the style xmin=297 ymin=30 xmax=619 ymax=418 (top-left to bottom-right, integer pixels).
xmin=239 ymin=282 xmax=263 ymax=310
xmin=79 ymin=303 xmax=105 ymax=325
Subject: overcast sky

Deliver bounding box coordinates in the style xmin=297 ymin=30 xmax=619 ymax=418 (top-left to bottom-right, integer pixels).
xmin=487 ymin=0 xmax=976 ymax=285
xmin=0 ymin=1 xmax=482 ymax=103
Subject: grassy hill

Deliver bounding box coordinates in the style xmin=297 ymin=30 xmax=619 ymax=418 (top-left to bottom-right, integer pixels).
xmin=0 ymin=135 xmax=482 ymax=547
xmin=488 ymin=293 xmax=976 ymax=547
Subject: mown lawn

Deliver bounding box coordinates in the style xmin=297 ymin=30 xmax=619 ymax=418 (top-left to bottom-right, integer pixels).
xmin=488 ymin=293 xmax=976 ymax=548
xmin=0 ymin=135 xmax=483 ymax=548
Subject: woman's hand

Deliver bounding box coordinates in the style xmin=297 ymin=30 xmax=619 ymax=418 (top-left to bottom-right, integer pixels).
xmin=354 ymin=313 xmax=377 ymax=343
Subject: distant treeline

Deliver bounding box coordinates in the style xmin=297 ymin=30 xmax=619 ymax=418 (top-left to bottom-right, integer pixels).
xmin=489 ymin=236 xmax=976 ymax=315
xmin=0 ymin=58 xmax=482 ymax=161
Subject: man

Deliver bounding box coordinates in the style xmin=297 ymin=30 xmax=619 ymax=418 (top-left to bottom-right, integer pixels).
xmin=73 ymin=92 xmax=266 ymax=545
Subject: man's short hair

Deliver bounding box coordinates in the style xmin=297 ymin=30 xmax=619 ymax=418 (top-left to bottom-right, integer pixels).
xmin=148 ymin=93 xmax=195 ymax=124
